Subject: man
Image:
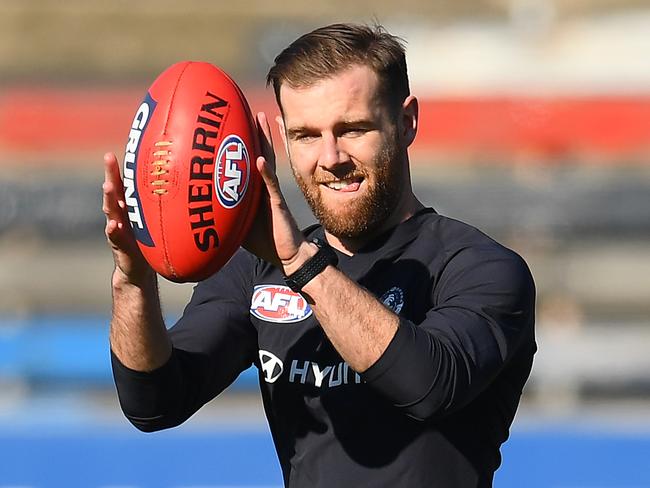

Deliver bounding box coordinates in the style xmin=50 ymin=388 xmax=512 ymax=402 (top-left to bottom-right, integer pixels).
xmin=103 ymin=23 xmax=536 ymax=487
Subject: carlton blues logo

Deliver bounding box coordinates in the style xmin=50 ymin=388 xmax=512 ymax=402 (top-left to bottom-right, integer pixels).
xmin=380 ymin=286 xmax=405 ymax=314
xmin=215 ymin=134 xmax=250 ymax=208
xmin=250 ymin=285 xmax=313 ymax=323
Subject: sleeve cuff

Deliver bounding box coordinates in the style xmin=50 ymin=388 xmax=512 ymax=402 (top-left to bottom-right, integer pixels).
xmin=360 ymin=318 xmax=412 ymax=384
xmin=110 ymin=348 xmax=176 ymax=381
xmin=359 ymin=319 xmax=445 ymax=419
xmin=110 ymin=348 xmax=183 ymax=426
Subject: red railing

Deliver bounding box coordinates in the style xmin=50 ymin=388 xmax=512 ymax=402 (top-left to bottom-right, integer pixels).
xmin=1 ymin=86 xmax=649 ymax=162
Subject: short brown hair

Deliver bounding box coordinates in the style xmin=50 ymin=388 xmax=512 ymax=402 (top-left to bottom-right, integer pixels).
xmin=266 ymin=23 xmax=410 ymax=114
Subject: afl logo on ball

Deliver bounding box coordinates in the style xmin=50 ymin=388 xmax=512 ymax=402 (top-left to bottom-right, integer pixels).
xmin=215 ymin=134 xmax=250 ymax=208
xmin=250 ymin=285 xmax=313 ymax=323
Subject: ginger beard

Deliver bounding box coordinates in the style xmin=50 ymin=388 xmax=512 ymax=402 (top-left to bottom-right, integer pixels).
xmin=291 ymin=135 xmax=405 ymax=239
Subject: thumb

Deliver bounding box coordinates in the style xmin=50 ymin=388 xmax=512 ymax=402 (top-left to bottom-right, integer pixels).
xmin=256 ymin=155 xmax=285 ymax=207
xmin=256 ymin=111 xmax=276 ymax=173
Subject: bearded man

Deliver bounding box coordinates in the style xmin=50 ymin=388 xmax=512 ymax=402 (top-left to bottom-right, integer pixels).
xmin=103 ymin=23 xmax=536 ymax=488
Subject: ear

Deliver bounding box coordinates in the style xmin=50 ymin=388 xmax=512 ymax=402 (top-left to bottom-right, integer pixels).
xmin=400 ymin=95 xmax=418 ymax=148
xmin=275 ymin=114 xmax=290 ymax=157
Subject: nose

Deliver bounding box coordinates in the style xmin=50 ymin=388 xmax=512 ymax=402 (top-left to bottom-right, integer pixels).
xmin=318 ymin=133 xmax=348 ymax=170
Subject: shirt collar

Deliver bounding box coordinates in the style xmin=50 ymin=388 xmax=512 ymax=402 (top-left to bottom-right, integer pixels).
xmin=304 ymin=207 xmax=438 ymax=277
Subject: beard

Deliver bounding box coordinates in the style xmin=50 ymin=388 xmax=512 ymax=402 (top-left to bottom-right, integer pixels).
xmin=291 ymin=137 xmax=405 ymax=239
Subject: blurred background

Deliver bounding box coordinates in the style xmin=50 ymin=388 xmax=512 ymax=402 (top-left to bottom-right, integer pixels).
xmin=1 ymin=0 xmax=649 ymax=486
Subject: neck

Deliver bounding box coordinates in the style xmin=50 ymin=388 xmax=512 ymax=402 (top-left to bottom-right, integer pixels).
xmin=325 ymin=192 xmax=424 ymax=255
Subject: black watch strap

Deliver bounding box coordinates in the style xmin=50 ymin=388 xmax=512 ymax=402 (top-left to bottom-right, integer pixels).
xmin=284 ymin=238 xmax=338 ymax=292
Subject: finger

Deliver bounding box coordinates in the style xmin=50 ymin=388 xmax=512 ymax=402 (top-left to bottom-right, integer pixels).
xmin=256 ymin=155 xmax=284 ymax=205
xmin=105 ymin=217 xmax=124 ymax=249
xmin=104 ymin=152 xmax=120 ymax=182
xmin=105 ymin=218 xmax=125 ymax=249
xmin=256 ymin=112 xmax=276 ymax=172
xmin=103 ymin=152 xmax=129 ymax=217
xmin=105 ymin=214 xmax=140 ymax=256
xmin=104 ymin=152 xmax=126 ymax=201
xmin=102 ymin=173 xmax=125 ymax=223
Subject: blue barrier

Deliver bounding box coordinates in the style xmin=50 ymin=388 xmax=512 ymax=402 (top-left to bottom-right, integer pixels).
xmin=2 ymin=318 xmax=650 ymax=486
xmin=0 ymin=315 xmax=259 ymax=389
xmin=0 ymin=424 xmax=648 ymax=488
xmin=497 ymin=426 xmax=650 ymax=487
xmin=0 ymin=427 xmax=282 ymax=488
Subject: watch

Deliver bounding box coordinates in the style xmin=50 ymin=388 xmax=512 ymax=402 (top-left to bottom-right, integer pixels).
xmin=284 ymin=237 xmax=338 ymax=292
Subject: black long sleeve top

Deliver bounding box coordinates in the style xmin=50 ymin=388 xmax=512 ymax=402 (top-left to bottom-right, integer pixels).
xmin=112 ymin=208 xmax=536 ymax=487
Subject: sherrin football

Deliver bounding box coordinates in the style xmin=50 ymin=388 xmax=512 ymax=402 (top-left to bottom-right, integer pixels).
xmin=122 ymin=61 xmax=261 ymax=282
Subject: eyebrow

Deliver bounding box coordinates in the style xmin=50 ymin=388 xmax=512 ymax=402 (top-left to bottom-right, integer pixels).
xmin=286 ymin=126 xmax=314 ymax=139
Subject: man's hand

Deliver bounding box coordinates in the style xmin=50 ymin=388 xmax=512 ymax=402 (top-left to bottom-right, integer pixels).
xmin=242 ymin=116 xmax=399 ymax=373
xmin=103 ymin=151 xmax=170 ymax=371
xmin=243 ymin=112 xmax=313 ymax=274
xmin=102 ymin=152 xmax=154 ymax=286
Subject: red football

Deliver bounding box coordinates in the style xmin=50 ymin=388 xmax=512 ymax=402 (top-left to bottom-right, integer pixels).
xmin=122 ymin=61 xmax=261 ymax=282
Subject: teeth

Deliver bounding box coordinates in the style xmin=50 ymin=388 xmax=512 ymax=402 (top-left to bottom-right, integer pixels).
xmin=327 ymin=181 xmax=346 ymax=190
xmin=325 ymin=179 xmax=356 ymax=190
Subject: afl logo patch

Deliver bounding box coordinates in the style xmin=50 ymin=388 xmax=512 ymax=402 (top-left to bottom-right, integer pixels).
xmin=380 ymin=286 xmax=404 ymax=314
xmin=215 ymin=134 xmax=250 ymax=208
xmin=250 ymin=285 xmax=313 ymax=323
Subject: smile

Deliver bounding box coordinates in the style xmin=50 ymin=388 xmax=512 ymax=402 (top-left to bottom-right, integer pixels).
xmin=322 ymin=177 xmax=363 ymax=192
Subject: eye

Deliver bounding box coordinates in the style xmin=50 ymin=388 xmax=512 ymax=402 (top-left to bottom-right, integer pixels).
xmin=340 ymin=126 xmax=371 ymax=138
xmin=298 ymin=134 xmax=318 ymax=142
xmin=291 ymin=132 xmax=319 ymax=143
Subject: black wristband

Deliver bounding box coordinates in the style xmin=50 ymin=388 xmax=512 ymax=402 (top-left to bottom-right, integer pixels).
xmin=284 ymin=238 xmax=338 ymax=292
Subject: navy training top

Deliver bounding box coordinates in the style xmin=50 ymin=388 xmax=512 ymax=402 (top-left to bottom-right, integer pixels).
xmin=112 ymin=208 xmax=536 ymax=487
